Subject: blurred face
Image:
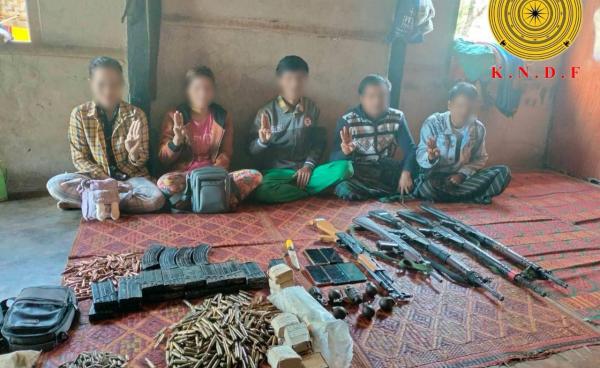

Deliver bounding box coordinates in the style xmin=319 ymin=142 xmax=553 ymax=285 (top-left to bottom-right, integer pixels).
xmin=448 ymin=95 xmax=478 ymax=128
xmin=187 ymin=76 xmax=215 ymax=110
xmin=89 ymin=67 xmax=124 ymax=109
xmin=277 ymin=71 xmax=308 ymax=102
xmin=360 ymin=84 xmax=390 ymax=118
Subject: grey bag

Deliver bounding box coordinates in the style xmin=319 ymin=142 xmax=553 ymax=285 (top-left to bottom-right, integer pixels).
xmin=1 ymin=286 xmax=78 ymax=352
xmin=171 ymin=166 xmax=238 ymax=214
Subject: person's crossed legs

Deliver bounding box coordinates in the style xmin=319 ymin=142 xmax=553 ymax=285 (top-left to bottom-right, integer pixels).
xmin=157 ymin=169 xmax=263 ymax=207
xmin=47 ymin=173 xmax=165 ymax=213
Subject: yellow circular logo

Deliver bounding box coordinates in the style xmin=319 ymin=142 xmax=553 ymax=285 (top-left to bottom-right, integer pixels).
xmin=489 ymin=0 xmax=583 ymax=60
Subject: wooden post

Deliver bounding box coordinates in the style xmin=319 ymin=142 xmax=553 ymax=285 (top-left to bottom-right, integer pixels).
xmin=124 ymin=0 xmax=161 ymax=173
xmin=388 ymin=38 xmax=407 ymax=109
xmin=125 ymin=0 xmax=161 ymax=114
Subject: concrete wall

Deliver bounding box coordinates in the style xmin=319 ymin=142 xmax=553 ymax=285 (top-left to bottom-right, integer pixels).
xmin=37 ymin=0 xmax=126 ymax=49
xmin=153 ymin=0 xmax=396 ymax=169
xmin=156 ymin=0 xmax=560 ymax=172
xmin=0 ymin=0 xmax=125 ymax=194
xmin=475 ymin=62 xmax=560 ymax=170
xmin=399 ymin=0 xmax=560 ymax=171
xmin=547 ymin=0 xmax=600 ymax=178
xmin=399 ymin=0 xmax=459 ymax=137
xmin=2 ymin=0 xmax=577 ymax=194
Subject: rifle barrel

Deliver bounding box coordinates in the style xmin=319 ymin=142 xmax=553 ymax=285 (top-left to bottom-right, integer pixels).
xmin=404 ymin=209 xmax=550 ymax=297
xmin=397 ymin=209 xmax=434 ymax=227
xmin=477 ymin=277 xmax=505 ymax=301
xmin=368 ymin=211 xmax=503 ymax=301
xmin=516 ymin=275 xmax=548 ymax=297
xmin=421 ymin=204 xmax=569 ymax=289
xmin=483 ymin=236 xmax=569 ymax=289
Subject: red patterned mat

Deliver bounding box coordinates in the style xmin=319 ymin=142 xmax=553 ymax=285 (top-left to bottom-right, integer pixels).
xmin=506 ymin=171 xmax=597 ymax=198
xmin=42 ymin=242 xmax=600 ymax=368
xmin=69 ymin=209 xmax=281 ymax=258
xmin=424 ymin=172 xmax=600 ymax=325
xmin=69 ymin=199 xmax=401 ymax=258
xmin=508 ymin=173 xmax=600 ymax=324
xmin=40 ymin=172 xmax=600 ymax=367
xmin=432 ymin=196 xmax=553 ymax=225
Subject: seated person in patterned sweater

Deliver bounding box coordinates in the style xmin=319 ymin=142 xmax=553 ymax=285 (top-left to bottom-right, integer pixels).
xmin=330 ymin=74 xmax=417 ymax=201
xmin=46 ymin=57 xmax=165 ymax=213
xmin=249 ymin=55 xmax=352 ymax=203
xmin=157 ymin=66 xmax=263 ymax=209
xmin=414 ymin=82 xmax=511 ymax=204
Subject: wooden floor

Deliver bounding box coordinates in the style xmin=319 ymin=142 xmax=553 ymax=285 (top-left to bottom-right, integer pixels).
xmin=502 ymin=345 xmax=600 ymax=368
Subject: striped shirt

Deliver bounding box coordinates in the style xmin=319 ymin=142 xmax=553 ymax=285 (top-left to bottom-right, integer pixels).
xmin=330 ymin=105 xmax=416 ymax=173
xmin=68 ymin=101 xmax=150 ymax=179
xmin=416 ymin=111 xmax=488 ymax=177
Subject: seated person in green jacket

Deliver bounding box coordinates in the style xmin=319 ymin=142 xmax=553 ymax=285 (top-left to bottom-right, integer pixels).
xmin=249 ymin=55 xmax=352 ymax=203
xmin=330 ymin=74 xmax=417 ymax=201
xmin=414 ymin=82 xmax=511 ymax=204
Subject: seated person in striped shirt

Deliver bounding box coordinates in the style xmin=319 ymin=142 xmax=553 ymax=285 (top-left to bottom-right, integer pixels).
xmin=46 ymin=57 xmax=165 ymax=213
xmin=249 ymin=55 xmax=352 ymax=203
xmin=330 ymin=74 xmax=417 ymax=201
xmin=414 ymin=82 xmax=511 ymax=204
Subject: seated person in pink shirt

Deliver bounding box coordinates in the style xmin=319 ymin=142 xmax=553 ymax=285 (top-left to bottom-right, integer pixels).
xmin=157 ymin=66 xmax=262 ymax=209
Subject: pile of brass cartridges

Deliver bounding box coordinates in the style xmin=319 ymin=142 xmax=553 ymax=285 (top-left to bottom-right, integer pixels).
xmin=156 ymin=291 xmax=279 ymax=368
xmin=62 ymin=253 xmax=140 ymax=300
xmin=58 ymin=351 xmax=128 ymax=367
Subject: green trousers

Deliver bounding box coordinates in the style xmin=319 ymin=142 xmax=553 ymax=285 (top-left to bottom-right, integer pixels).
xmin=253 ymin=160 xmax=353 ymax=203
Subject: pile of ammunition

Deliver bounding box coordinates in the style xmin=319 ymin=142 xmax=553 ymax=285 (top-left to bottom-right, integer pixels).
xmin=89 ymin=243 xmax=269 ymax=321
xmin=58 ymin=351 xmax=128 ymax=368
xmin=62 ymin=253 xmax=140 ymax=300
xmin=156 ymin=291 xmax=279 ymax=368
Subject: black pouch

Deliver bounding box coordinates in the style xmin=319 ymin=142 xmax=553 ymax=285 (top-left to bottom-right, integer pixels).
xmin=171 ymin=166 xmax=239 ymax=214
xmin=1 ymin=286 xmax=78 ymax=352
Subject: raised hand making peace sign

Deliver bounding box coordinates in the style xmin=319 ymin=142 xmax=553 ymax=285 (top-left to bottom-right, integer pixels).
xmin=125 ymin=119 xmax=143 ymax=161
xmin=258 ymin=113 xmax=272 ymax=144
xmin=426 ymin=136 xmax=440 ymax=162
xmin=340 ymin=126 xmax=355 ymax=155
xmin=172 ymin=110 xmax=186 ymax=146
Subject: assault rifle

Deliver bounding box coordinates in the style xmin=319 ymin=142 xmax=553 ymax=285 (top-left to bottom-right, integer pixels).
xmin=310 ymin=217 xmax=436 ymax=279
xmin=365 ymin=211 xmax=505 ymax=301
xmin=336 ymin=232 xmax=412 ymax=301
xmin=352 ymin=216 xmax=442 ymax=282
xmin=397 ymin=209 xmax=548 ymax=297
xmin=421 ymin=204 xmax=568 ymax=289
